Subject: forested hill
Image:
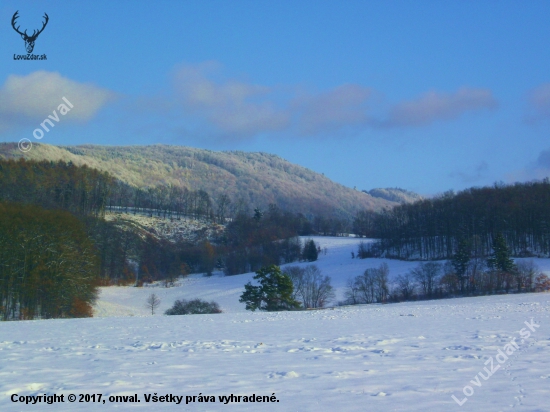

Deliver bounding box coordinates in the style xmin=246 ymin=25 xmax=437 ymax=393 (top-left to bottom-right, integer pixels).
xmin=0 ymin=143 xmax=396 ymax=218
xmin=365 ymin=188 xmax=423 ymax=204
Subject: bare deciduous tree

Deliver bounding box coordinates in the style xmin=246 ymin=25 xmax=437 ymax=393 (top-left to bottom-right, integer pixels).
xmin=145 ymin=293 xmax=161 ymax=315
xmin=373 ymin=262 xmax=390 ymax=302
xmin=395 ymin=273 xmax=416 ymax=300
xmin=284 ymin=265 xmax=335 ymax=308
xmin=515 ymin=260 xmax=539 ymax=292
xmin=215 ymin=193 xmax=231 ymax=224
xmin=356 ymin=268 xmax=377 ymax=303
xmin=411 ymin=262 xmax=441 ymax=298
xmin=343 ymin=263 xmax=389 ymax=305
xmin=283 ymin=266 xmax=305 ymax=302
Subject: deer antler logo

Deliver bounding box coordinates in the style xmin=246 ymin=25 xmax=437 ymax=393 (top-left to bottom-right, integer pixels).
xmin=11 ymin=11 xmax=49 ymax=54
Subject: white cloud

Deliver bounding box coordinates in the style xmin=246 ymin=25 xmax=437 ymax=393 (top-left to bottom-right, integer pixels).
xmin=292 ymin=84 xmax=372 ymax=135
xmin=382 ymin=87 xmax=497 ymax=127
xmin=0 ymin=71 xmax=116 ymax=134
xmin=165 ymin=63 xmax=500 ymax=141
xmin=172 ymin=62 xmax=290 ymax=138
xmin=171 ymin=64 xmax=375 ymax=139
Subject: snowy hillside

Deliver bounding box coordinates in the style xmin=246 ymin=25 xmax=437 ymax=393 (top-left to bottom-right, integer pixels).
xmin=94 ymin=237 xmax=422 ymax=316
xmin=1 ymin=237 xmax=549 ymax=411
xmin=94 ymin=236 xmax=550 ymax=316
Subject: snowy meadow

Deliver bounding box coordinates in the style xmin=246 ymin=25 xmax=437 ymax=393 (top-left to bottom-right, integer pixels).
xmin=1 ymin=237 xmax=549 ymax=411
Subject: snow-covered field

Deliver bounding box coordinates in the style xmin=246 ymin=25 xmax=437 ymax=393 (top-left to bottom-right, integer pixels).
xmin=1 ymin=237 xmax=549 ymax=411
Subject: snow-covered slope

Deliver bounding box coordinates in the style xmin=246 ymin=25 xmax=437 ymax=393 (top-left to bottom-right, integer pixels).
xmin=1 ymin=237 xmax=549 ymax=411
xmin=94 ymin=236 xmax=550 ymax=316
xmin=93 ymin=237 xmax=422 ymax=316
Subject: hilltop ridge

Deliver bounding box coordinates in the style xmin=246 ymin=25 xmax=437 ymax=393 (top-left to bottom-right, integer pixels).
xmin=0 ymin=143 xmax=399 ymax=218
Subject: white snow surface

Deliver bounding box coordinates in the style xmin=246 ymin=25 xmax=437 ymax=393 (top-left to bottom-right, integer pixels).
xmin=1 ymin=236 xmax=549 ymax=411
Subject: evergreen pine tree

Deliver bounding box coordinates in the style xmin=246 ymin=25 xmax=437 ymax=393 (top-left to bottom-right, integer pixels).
xmin=451 ymin=239 xmax=471 ymax=293
xmin=487 ymin=233 xmax=515 ymax=273
xmin=239 ymin=265 xmax=301 ymax=311
xmin=302 ymin=239 xmax=318 ymax=262
xmin=253 ymin=208 xmax=263 ymax=221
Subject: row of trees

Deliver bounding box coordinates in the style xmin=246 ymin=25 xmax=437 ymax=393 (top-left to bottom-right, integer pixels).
xmin=108 ymin=181 xmax=216 ymax=221
xmin=238 ymin=254 xmax=548 ymax=313
xmin=353 ymin=180 xmax=550 ymax=260
xmin=107 ymin=181 xmax=354 ymax=230
xmin=0 ymin=159 xmax=112 ymax=218
xmin=344 ymin=244 xmax=550 ymax=306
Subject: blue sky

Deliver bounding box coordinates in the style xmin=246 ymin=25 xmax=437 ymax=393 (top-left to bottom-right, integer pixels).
xmin=1 ymin=0 xmax=550 ymax=195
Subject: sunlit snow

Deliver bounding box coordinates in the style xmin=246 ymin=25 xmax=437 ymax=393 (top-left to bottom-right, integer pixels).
xmin=1 ymin=237 xmax=549 ymax=411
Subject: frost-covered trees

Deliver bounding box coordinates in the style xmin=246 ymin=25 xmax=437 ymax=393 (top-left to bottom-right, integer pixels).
xmin=239 ymin=265 xmax=301 ymax=311
xmin=215 ymin=193 xmax=231 ymax=224
xmin=283 ymin=265 xmax=335 ymax=308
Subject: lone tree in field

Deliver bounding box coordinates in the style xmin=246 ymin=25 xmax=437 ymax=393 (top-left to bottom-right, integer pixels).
xmin=239 ymin=265 xmax=301 ymax=311
xmin=145 ymin=293 xmax=161 ymax=315
xmin=302 ymin=239 xmax=318 ymax=262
